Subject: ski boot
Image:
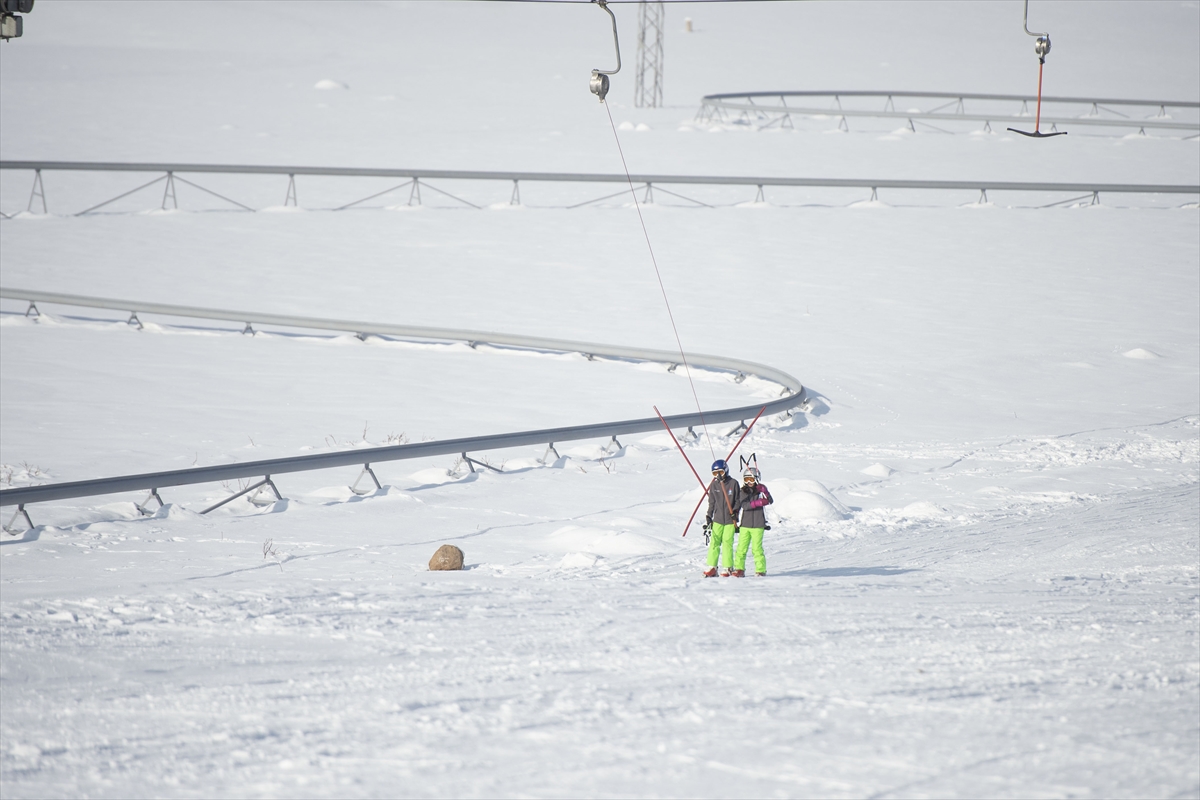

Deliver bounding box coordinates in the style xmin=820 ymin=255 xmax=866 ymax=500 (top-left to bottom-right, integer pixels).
xmin=731 ymin=570 xmax=745 ymax=578
xmin=719 ymin=569 xmax=731 ymax=578
xmin=702 ymin=567 xmax=718 ymax=578
xmin=756 ymin=572 xmax=766 ymax=577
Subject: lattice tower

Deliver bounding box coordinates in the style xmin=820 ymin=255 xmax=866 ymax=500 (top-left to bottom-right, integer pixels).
xmin=634 ymin=1 xmax=664 ymax=108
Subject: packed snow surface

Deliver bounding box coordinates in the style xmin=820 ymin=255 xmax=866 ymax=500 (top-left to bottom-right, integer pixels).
xmin=1 ymin=2 xmax=1198 ymax=798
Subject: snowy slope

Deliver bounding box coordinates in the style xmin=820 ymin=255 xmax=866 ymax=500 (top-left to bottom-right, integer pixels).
xmin=1 ymin=2 xmax=1198 ymax=798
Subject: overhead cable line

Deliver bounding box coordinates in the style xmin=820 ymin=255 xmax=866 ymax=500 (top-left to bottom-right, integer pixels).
xmin=589 ymin=0 xmax=717 ymax=461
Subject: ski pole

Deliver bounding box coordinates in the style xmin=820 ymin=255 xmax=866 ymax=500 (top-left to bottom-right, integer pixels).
xmin=653 ymin=405 xmax=707 ymax=491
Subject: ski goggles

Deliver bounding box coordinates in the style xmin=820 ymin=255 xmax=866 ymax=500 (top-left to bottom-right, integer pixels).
xmin=743 ymin=475 xmax=757 ymax=483
xmin=712 ymin=469 xmax=725 ymax=476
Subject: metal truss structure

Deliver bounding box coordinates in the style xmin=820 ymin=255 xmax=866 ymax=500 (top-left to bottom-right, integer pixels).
xmin=634 ymin=1 xmax=664 ymax=108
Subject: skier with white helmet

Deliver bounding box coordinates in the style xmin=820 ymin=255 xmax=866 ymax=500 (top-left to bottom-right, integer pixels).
xmin=703 ymin=459 xmax=741 ymax=577
xmin=733 ymin=466 xmax=772 ymax=577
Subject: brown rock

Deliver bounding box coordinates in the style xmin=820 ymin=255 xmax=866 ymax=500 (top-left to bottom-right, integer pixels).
xmin=429 ymin=544 xmax=464 ymax=571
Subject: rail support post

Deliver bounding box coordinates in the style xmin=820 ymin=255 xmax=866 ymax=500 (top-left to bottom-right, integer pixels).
xmin=539 ymin=443 xmax=561 ymax=465
xmin=350 ymin=464 xmax=383 ymax=495
xmin=409 ymin=178 xmax=422 ymax=207
xmin=461 ymin=453 xmax=502 ymax=474
xmin=136 ymin=489 xmax=165 ymax=516
xmin=127 ymin=312 xmax=143 ymax=330
xmin=25 ymin=302 xmax=40 ymax=318
xmin=4 ymin=504 xmax=34 ymax=535
xmin=510 ymin=180 xmax=520 ymax=205
xmin=242 ymin=322 xmax=255 ymax=336
xmin=28 ymin=169 xmax=46 ymax=214
xmin=1091 ymin=191 xmax=1099 ymax=205
xmin=603 ymin=435 xmax=623 ymax=455
xmin=755 ymin=185 xmax=765 ymax=203
xmin=200 ymin=476 xmax=282 ymax=515
xmin=162 ymin=172 xmax=178 ymax=210
xmin=285 ymin=174 xmax=298 ymax=207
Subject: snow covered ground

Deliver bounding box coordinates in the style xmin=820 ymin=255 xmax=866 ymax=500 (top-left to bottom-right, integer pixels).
xmin=1 ymin=2 xmax=1198 ymax=798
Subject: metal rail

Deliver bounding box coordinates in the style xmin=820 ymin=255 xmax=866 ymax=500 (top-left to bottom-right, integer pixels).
xmin=1 ymin=161 xmax=1195 ymax=215
xmin=0 ymin=288 xmax=805 ymax=514
xmin=696 ymin=90 xmax=1200 ymax=133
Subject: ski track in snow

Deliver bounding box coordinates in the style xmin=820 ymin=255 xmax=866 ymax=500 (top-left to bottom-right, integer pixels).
xmin=2 ymin=419 xmax=1197 ymax=798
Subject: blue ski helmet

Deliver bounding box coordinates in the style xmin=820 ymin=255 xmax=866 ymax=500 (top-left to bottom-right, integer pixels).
xmin=711 ymin=459 xmax=728 ymax=473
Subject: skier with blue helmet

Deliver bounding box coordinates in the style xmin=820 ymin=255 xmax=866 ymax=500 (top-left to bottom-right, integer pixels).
xmin=703 ymin=459 xmax=741 ymax=577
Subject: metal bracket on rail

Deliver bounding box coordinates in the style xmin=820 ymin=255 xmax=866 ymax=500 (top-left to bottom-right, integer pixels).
xmin=135 ymin=488 xmax=164 ymax=516
xmin=726 ymin=419 xmax=748 ymax=437
xmin=461 ymin=453 xmax=502 ymax=474
xmin=127 ymin=312 xmax=143 ymax=330
xmin=25 ymin=302 xmax=39 ymax=318
xmin=589 ymin=0 xmax=621 ymax=102
xmin=682 ymin=427 xmax=699 ymax=443
xmin=602 ymin=435 xmax=623 ymax=455
xmin=539 ymin=443 xmax=561 ymax=464
xmin=28 ymin=169 xmax=46 ymax=214
xmin=162 ymin=172 xmax=178 ymax=210
xmin=4 ymin=504 xmax=34 ymax=536
xmin=350 ymin=464 xmax=383 ymax=495
xmin=242 ymin=322 xmax=255 ymax=336
xmin=200 ymin=475 xmax=283 ymax=514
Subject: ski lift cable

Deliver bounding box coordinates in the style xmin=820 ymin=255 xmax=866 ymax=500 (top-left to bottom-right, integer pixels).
xmin=589 ymin=0 xmax=717 ymax=461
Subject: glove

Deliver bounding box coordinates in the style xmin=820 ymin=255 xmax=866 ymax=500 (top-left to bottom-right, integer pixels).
xmin=705 ymin=516 xmax=712 ymax=527
xmin=750 ymin=498 xmax=765 ymax=509
xmin=702 ymin=521 xmax=712 ymax=534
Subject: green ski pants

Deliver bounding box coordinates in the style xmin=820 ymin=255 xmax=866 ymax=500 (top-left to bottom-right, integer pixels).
xmin=706 ymin=522 xmax=737 ymax=568
xmin=734 ymin=527 xmax=766 ymax=574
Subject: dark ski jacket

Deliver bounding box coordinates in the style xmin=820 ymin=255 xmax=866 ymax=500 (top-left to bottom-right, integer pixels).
xmin=737 ymin=483 xmax=773 ymax=529
xmin=706 ymin=475 xmax=741 ymax=526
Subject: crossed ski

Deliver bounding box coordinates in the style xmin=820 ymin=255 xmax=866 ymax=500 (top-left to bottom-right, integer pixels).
xmin=653 ymin=405 xmax=768 ymax=537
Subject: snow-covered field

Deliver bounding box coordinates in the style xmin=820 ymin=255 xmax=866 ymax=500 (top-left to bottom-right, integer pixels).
xmin=2 ymin=2 xmax=1198 ymax=798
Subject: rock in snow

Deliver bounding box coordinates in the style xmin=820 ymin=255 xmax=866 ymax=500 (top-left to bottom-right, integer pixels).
xmin=429 ymin=545 xmax=464 ymax=571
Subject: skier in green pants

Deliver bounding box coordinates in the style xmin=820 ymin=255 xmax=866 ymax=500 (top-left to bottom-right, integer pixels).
xmin=733 ymin=467 xmax=772 ymax=577
xmin=703 ymin=459 xmax=741 ymax=577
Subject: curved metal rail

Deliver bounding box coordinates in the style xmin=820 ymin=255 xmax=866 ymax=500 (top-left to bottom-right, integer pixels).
xmin=0 ymin=288 xmax=806 ymax=518
xmin=696 ymin=90 xmax=1200 ymax=134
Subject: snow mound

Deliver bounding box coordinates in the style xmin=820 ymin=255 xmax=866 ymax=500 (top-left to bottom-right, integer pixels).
xmin=772 ymin=491 xmax=848 ymax=521
xmin=899 ymin=501 xmax=946 ymax=518
xmin=558 ymin=552 xmax=599 ymax=569
xmin=313 ymin=79 xmax=348 ymax=90
xmin=408 ymin=467 xmax=458 ymax=485
xmin=618 ymin=121 xmax=635 ymax=131
xmin=546 ymin=525 xmax=666 ymax=556
xmin=1123 ymin=347 xmax=1161 ymax=360
xmin=635 ymin=122 xmax=651 ymax=132
xmin=861 ymin=463 xmax=896 ymax=477
xmin=150 ymin=504 xmax=201 ymax=521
